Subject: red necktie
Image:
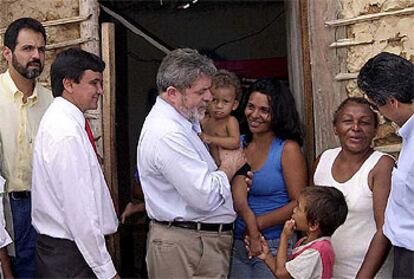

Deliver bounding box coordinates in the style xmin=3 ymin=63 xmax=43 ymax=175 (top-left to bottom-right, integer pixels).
xmin=85 ymin=119 xmax=98 ymax=154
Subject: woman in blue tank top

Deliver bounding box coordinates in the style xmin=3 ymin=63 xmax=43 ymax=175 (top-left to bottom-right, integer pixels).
xmin=229 ymin=78 xmax=307 ymax=278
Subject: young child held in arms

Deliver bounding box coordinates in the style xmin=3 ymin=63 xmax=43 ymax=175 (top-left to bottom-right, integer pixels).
xmin=200 ymin=69 xmax=241 ymax=165
xmin=249 ymin=186 xmax=348 ymax=279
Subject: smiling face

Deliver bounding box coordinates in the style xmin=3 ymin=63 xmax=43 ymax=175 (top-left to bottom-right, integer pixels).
xmin=334 ymin=102 xmax=376 ymax=153
xmin=176 ymin=74 xmax=213 ymax=123
xmin=67 ymin=70 xmax=103 ymax=112
xmin=4 ymin=28 xmax=45 ymax=79
xmin=208 ymin=86 xmax=239 ymax=119
xmin=244 ymin=91 xmax=272 ymax=134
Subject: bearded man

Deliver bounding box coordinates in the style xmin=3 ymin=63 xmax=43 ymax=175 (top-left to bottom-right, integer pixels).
xmin=0 ymin=17 xmax=53 ymax=278
xmin=137 ymin=48 xmax=246 ymax=278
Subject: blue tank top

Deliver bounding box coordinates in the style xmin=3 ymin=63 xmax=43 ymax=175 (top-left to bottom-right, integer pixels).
xmin=234 ymin=136 xmax=289 ymax=240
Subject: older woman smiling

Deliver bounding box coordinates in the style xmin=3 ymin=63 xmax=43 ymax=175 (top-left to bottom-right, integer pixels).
xmin=313 ymin=97 xmax=394 ymax=278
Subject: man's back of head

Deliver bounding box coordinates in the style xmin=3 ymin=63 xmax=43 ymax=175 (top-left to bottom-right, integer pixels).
xmin=357 ymin=52 xmax=414 ymax=106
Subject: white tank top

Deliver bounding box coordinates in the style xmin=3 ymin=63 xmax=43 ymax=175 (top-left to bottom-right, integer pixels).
xmin=314 ymin=147 xmax=393 ymax=279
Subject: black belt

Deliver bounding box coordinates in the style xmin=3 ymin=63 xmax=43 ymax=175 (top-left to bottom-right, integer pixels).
xmin=9 ymin=191 xmax=31 ymax=200
xmin=154 ymin=220 xmax=233 ymax=232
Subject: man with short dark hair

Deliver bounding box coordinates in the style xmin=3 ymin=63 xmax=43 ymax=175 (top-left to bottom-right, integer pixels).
xmin=0 ymin=17 xmax=52 ymax=278
xmin=358 ymin=52 xmax=414 ymax=278
xmin=31 ymin=48 xmax=119 ymax=279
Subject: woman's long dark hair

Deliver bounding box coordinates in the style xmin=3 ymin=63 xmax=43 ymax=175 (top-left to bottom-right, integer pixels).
xmin=243 ymin=78 xmax=304 ymax=146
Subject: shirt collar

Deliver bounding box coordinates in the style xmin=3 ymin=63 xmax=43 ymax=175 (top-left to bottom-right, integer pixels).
xmin=54 ymin=97 xmax=86 ymax=128
xmin=156 ymin=96 xmax=199 ymax=132
xmin=3 ymin=70 xmax=39 ymax=106
xmin=398 ymin=113 xmax=414 ymax=140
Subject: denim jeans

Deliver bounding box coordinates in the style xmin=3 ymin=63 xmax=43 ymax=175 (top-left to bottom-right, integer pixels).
xmin=229 ymin=237 xmax=295 ymax=279
xmin=10 ymin=196 xmax=37 ymax=278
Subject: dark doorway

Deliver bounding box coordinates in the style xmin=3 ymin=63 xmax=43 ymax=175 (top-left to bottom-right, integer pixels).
xmin=99 ymin=1 xmax=294 ymax=277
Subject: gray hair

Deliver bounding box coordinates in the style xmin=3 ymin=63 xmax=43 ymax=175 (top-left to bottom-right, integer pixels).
xmin=156 ymin=48 xmax=217 ymax=93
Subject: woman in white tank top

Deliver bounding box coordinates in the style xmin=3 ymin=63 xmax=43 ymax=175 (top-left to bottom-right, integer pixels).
xmin=313 ymin=97 xmax=394 ymax=278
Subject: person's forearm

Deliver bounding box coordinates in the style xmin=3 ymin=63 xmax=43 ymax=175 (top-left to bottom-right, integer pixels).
xmin=275 ymin=234 xmax=291 ymax=279
xmin=242 ymin=209 xmax=261 ymax=238
xmin=232 ymin=178 xmax=260 ymax=237
xmin=264 ymin=253 xmax=276 ymax=275
xmin=0 ymin=248 xmax=13 ymax=279
xmin=356 ymin=230 xmax=391 ymax=279
xmin=256 ymin=200 xmax=296 ymax=230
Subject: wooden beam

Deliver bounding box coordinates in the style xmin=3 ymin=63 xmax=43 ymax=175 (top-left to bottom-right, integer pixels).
xmin=298 ymin=0 xmax=315 ymax=167
xmin=46 ymin=37 xmax=92 ymax=50
xmin=309 ymin=0 xmax=347 ymax=155
xmin=325 ymin=6 xmax=414 ymax=27
xmin=100 ymin=4 xmax=172 ymax=54
xmin=80 ymin=0 xmax=103 ymax=158
xmin=0 ymin=15 xmax=91 ymax=34
xmin=329 ymin=39 xmax=373 ymax=48
xmin=79 ymin=0 xmax=100 ymax=55
xmin=335 ymin=72 xmax=358 ymax=81
xmin=101 ymin=22 xmax=120 ymax=269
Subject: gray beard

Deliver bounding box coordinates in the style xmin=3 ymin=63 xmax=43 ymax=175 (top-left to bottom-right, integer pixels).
xmin=12 ymin=56 xmax=43 ymax=79
xmin=179 ymin=105 xmax=206 ymax=123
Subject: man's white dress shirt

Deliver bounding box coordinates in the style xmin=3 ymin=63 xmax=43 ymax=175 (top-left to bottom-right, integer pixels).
xmin=0 ymin=174 xmax=12 ymax=279
xmin=32 ymin=97 xmax=118 ymax=279
xmin=0 ymin=175 xmax=12 ymax=248
xmin=384 ymin=113 xmax=414 ymax=251
xmin=137 ymin=97 xmax=236 ymax=223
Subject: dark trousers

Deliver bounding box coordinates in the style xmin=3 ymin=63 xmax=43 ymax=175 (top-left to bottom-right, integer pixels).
xmin=10 ymin=196 xmax=37 ymax=278
xmin=393 ymin=246 xmax=414 ymax=279
xmin=36 ymin=234 xmax=96 ymax=278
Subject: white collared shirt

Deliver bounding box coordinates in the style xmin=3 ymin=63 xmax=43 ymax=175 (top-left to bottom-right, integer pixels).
xmin=0 ymin=175 xmax=12 ymax=248
xmin=384 ymin=113 xmax=414 ymax=251
xmin=32 ymin=97 xmax=118 ymax=279
xmin=137 ymin=97 xmax=236 ymax=223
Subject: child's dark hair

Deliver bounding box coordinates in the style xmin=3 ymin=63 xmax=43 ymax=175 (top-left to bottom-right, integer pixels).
xmin=212 ymin=69 xmax=242 ymax=100
xmin=301 ymin=186 xmax=348 ymax=237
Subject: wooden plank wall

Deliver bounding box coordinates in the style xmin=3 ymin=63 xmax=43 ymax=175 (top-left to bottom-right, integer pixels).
xmin=101 ymin=22 xmax=121 ymax=268
xmin=285 ymin=0 xmax=314 ymax=169
xmin=308 ymin=0 xmax=348 ymax=156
